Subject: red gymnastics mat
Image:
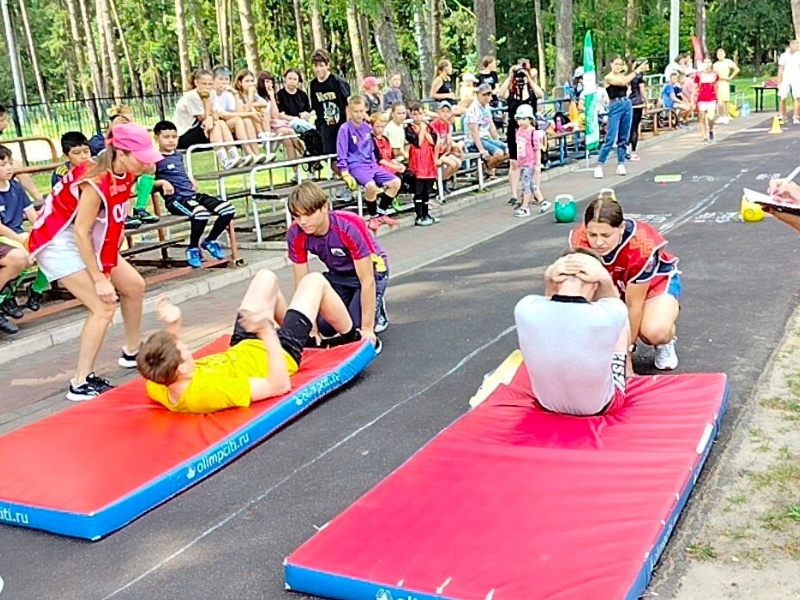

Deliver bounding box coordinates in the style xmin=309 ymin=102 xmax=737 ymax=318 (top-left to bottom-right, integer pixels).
xmin=285 ymin=359 xmax=728 ymax=600
xmin=0 ymin=338 xmax=375 ymax=540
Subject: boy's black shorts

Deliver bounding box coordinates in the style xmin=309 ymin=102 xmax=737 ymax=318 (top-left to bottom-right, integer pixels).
xmin=230 ymin=309 xmax=312 ymax=367
xmin=318 ymin=123 xmax=342 ymax=156
xmin=165 ymin=193 xmax=225 ymax=217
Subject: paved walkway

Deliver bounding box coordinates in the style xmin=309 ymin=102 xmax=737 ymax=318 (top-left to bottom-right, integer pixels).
xmin=0 ymin=113 xmax=769 ymax=435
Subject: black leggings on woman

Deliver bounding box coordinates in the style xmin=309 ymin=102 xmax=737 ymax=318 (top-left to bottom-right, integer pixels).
xmin=628 ymin=107 xmax=643 ymax=152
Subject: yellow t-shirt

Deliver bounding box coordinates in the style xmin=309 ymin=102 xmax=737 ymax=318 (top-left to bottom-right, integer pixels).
xmin=146 ymin=339 xmax=299 ymax=414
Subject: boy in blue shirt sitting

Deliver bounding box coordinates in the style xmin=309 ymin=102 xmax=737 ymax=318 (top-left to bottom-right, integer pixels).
xmin=0 ymin=145 xmax=40 ymax=331
xmin=153 ymin=120 xmax=236 ymax=268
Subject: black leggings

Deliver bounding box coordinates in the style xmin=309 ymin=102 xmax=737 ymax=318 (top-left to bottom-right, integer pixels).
xmin=629 ymin=107 xmax=643 ymax=152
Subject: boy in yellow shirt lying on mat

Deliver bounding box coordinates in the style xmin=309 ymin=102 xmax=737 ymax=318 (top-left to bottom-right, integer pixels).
xmin=136 ymin=269 xmax=363 ymax=413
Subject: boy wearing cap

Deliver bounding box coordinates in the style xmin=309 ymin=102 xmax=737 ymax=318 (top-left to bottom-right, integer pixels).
xmin=430 ymin=102 xmax=462 ymax=191
xmin=515 ymin=249 xmax=630 ymax=416
xmin=464 ymin=84 xmax=508 ymax=176
xmin=28 ymin=123 xmax=163 ymax=401
xmin=337 ymin=96 xmax=401 ymax=231
xmin=362 ymin=77 xmax=384 ymax=115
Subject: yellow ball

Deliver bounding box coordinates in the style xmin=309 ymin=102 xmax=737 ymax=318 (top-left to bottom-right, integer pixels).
xmin=741 ymin=198 xmax=764 ymax=222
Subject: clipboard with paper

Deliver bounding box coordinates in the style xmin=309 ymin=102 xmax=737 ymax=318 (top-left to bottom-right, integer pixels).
xmin=743 ymin=165 xmax=800 ymax=216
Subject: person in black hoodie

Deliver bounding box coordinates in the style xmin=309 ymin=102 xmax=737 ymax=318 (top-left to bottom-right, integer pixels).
xmin=309 ymin=49 xmax=351 ymax=177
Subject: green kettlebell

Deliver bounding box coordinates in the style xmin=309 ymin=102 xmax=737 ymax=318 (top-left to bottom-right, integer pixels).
xmin=554 ymin=194 xmax=577 ymax=223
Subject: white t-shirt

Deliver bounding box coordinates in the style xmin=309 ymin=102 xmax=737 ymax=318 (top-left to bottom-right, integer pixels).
xmin=213 ymin=89 xmax=237 ymax=114
xmin=779 ymin=51 xmax=800 ymax=82
xmin=384 ymin=120 xmax=406 ymax=155
xmin=173 ymin=90 xmax=205 ymax=136
xmin=514 ymin=294 xmax=628 ymax=416
xmin=464 ymin=100 xmax=493 ymax=139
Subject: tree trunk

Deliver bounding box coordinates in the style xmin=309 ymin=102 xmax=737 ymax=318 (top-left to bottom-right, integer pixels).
xmin=108 ymin=0 xmax=140 ymax=95
xmin=292 ymin=0 xmax=307 ymax=71
xmin=625 ymin=0 xmax=636 ymax=55
xmin=310 ymin=0 xmax=325 ymax=50
xmin=359 ymin=12 xmax=371 ymax=75
xmin=95 ymin=0 xmax=123 ymax=98
xmin=554 ymin=0 xmax=573 ymax=87
xmin=16 ymin=0 xmax=46 ymax=102
xmin=78 ymin=0 xmax=104 ymax=95
xmin=64 ymin=0 xmax=91 ymax=98
xmin=474 ymin=0 xmax=496 ymax=64
xmin=695 ymin=0 xmax=705 ymax=55
xmin=372 ymin=1 xmax=414 ymax=99
xmin=429 ymin=0 xmax=442 ymax=62
xmin=792 ymin=0 xmax=800 ymax=41
xmin=533 ymin=0 xmax=546 ymax=89
xmin=414 ymin=4 xmax=433 ymax=94
xmin=188 ymin=0 xmax=211 ymax=69
xmin=346 ymin=2 xmax=367 ymax=82
xmin=174 ymin=0 xmax=192 ymax=90
xmin=236 ymin=0 xmax=260 ymax=71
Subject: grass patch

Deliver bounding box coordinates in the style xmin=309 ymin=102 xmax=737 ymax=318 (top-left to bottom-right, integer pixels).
xmin=750 ymin=461 xmax=800 ymax=492
xmin=726 ymin=492 xmax=748 ymax=506
xmin=760 ymin=396 xmax=800 ymax=422
xmin=686 ymin=541 xmax=717 ymax=561
xmin=748 ymin=426 xmax=773 ymax=452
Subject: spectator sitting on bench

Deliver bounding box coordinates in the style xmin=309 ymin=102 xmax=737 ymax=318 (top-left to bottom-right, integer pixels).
xmin=257 ymin=71 xmax=302 ymax=160
xmin=153 ymin=121 xmax=236 ymax=268
xmin=384 ymin=102 xmax=408 ymax=163
xmin=52 ymin=131 xmax=91 ymax=188
xmin=384 ymin=73 xmax=405 ymax=107
xmin=464 ymin=83 xmax=509 ymax=177
xmin=88 ymin=106 xmax=160 ymax=229
xmin=661 ymin=73 xmax=690 ymax=125
xmin=211 ymin=65 xmax=265 ymax=163
xmin=337 ymin=95 xmax=401 ymax=232
xmin=0 ymin=145 xmax=38 ymax=333
xmin=137 ymin=269 xmax=363 ymax=414
xmin=229 ymin=69 xmax=271 ymax=165
xmin=430 ymin=101 xmax=462 ymax=192
xmin=276 ymin=67 xmax=316 ymax=134
xmin=0 ymin=104 xmax=43 ymax=205
xmin=173 ymin=68 xmax=245 ymax=170
xmin=371 ymin=112 xmax=406 ymax=176
xmin=362 ymin=76 xmax=384 ymax=116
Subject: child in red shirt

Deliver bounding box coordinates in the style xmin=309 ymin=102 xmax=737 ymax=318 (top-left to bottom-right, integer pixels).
xmin=405 ymin=101 xmax=439 ymax=227
xmin=371 ymin=112 xmax=406 ymax=175
xmin=693 ymin=57 xmax=719 ymax=144
xmin=429 ymin=101 xmax=462 ymax=190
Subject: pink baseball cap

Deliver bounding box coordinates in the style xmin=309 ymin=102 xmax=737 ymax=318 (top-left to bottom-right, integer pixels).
xmin=362 ymin=76 xmax=379 ymax=90
xmin=110 ymin=123 xmax=163 ymax=164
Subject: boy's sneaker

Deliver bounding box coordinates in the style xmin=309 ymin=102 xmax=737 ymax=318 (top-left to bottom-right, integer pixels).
xmin=0 ymin=314 xmax=19 ymax=335
xmin=391 ymin=197 xmax=404 ymax=212
xmin=133 ymin=208 xmax=159 ymax=224
xmin=628 ymin=152 xmax=641 ymax=162
xmin=367 ymin=217 xmax=381 ymax=232
xmin=593 ymin=166 xmax=604 ymax=179
xmin=1 ymin=296 xmax=23 ymax=319
xmin=376 ymin=214 xmax=399 ymax=227
xmin=616 ymin=164 xmax=628 ymax=176
xmin=222 ymin=157 xmax=239 ymax=170
xmin=507 ymin=196 xmax=518 ymax=206
xmin=539 ymin=200 xmax=552 ymax=213
xmin=186 ymin=247 xmax=203 ymax=268
xmin=514 ymin=206 xmax=531 ymax=218
xmin=124 ymin=215 xmax=142 ymax=230
xmin=118 ymin=347 xmax=139 ymax=369
xmin=415 ymin=215 xmax=437 ymax=227
xmin=26 ymin=286 xmax=43 ymax=311
xmin=201 ymin=239 xmax=227 ymax=260
xmin=654 ymin=338 xmax=679 ymax=371
xmin=375 ymin=296 xmax=389 ymax=333
xmin=67 ymin=372 xmax=114 ymax=402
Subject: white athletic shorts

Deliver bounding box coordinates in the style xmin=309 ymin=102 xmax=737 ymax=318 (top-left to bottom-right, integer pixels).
xmin=779 ymin=80 xmax=800 ymax=100
xmin=697 ymin=101 xmax=717 ymax=115
xmin=35 ymin=227 xmax=89 ymax=282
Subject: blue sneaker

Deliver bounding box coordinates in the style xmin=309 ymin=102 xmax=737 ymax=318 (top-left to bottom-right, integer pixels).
xmin=201 ymin=239 xmax=226 ymax=260
xmin=186 ymin=247 xmax=203 ymax=268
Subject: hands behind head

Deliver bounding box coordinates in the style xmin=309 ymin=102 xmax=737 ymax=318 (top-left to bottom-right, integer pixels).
xmin=238 ymin=308 xmax=275 ymax=334
xmin=156 ymin=294 xmax=182 ymax=324
xmin=550 ymin=254 xmax=607 ymax=284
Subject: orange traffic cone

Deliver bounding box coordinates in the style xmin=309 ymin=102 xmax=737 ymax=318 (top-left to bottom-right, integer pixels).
xmin=769 ymin=115 xmax=783 ymax=134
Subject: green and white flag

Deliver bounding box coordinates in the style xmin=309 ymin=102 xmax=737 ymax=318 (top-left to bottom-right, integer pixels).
xmin=582 ymin=31 xmax=599 ymax=151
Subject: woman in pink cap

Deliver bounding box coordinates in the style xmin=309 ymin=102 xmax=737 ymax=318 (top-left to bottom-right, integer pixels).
xmin=28 ymin=123 xmax=163 ymax=401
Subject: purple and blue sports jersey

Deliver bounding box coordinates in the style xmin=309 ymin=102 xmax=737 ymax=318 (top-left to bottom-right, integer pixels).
xmin=155 ymin=152 xmax=196 ymax=199
xmin=336 ymin=121 xmax=377 ymax=173
xmin=286 ymin=211 xmax=388 ymax=275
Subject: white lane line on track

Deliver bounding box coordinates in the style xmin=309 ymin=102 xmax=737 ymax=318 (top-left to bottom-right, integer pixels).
xmin=659 ymin=170 xmax=746 ymax=235
xmin=99 ymin=324 xmax=517 ymax=600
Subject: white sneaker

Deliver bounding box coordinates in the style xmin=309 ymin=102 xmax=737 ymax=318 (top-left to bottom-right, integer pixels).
xmin=616 ymin=164 xmax=627 ymax=176
xmin=538 ymin=200 xmax=552 ymax=213
xmin=514 ymin=206 xmax=531 ymax=217
xmin=654 ymin=338 xmax=679 ymax=371
xmin=221 ymin=157 xmax=238 ymax=170
xmin=593 ymin=166 xmax=604 ymax=179
xmin=794 ymin=116 xmax=800 ymax=125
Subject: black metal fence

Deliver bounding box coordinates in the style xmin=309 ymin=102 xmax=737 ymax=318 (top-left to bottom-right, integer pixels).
xmin=7 ymin=93 xmax=183 ymax=142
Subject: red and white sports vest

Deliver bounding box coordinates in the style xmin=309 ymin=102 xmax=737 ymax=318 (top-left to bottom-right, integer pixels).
xmin=28 ymin=162 xmax=134 ymax=274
